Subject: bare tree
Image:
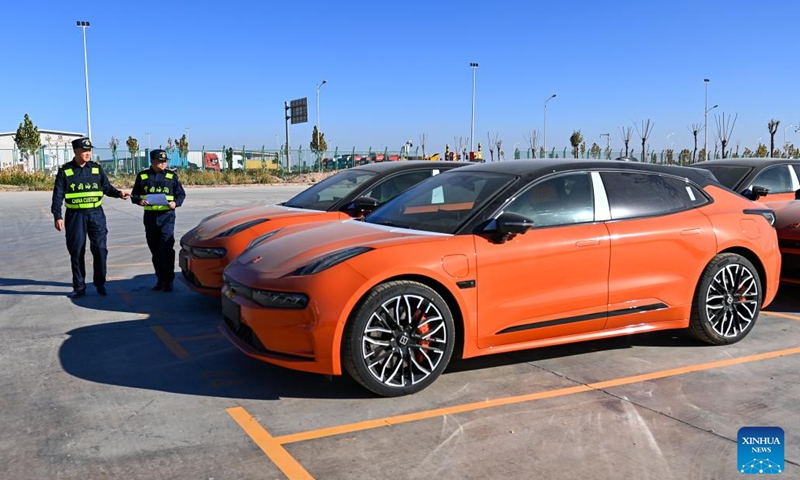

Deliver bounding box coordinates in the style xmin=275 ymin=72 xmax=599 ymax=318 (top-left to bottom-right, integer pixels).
xmin=524 ymin=130 xmax=539 ymax=158
xmin=715 ymin=112 xmax=738 ymax=159
xmin=688 ymin=123 xmax=703 ymax=163
xmin=453 ymin=136 xmax=467 ymax=160
xmin=767 ymin=119 xmax=780 ymax=158
xmin=419 ymin=133 xmax=427 ymax=159
xmin=495 ymin=137 xmax=503 ymax=161
xmin=619 ymin=126 xmax=633 ymax=157
xmin=634 ymin=120 xmax=654 ymax=163
xmin=487 ymin=132 xmax=499 ymax=162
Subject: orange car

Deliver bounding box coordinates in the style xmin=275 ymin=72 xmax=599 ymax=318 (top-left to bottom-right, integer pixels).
xmin=694 ymin=158 xmax=800 ymax=202
xmin=179 ymin=161 xmax=464 ymax=296
xmin=694 ymin=158 xmax=800 ymax=283
xmin=220 ymin=159 xmax=781 ymax=396
xmin=772 ymin=196 xmax=800 ymax=284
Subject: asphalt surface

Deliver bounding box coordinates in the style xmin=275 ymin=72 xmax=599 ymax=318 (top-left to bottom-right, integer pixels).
xmin=1 ymin=186 xmax=799 ymax=479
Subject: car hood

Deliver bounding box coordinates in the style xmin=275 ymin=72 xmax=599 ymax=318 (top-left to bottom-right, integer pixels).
xmin=184 ymin=204 xmax=328 ymax=242
xmin=232 ymin=220 xmax=449 ymax=275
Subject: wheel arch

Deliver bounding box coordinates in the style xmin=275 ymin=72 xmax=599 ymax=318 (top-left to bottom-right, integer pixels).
xmin=339 ymin=274 xmax=466 ymax=371
xmin=718 ymin=246 xmax=768 ymax=296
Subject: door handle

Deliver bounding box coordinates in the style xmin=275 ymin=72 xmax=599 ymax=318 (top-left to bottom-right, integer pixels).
xmin=576 ymin=239 xmax=600 ymax=247
xmin=681 ymin=228 xmax=702 ymax=236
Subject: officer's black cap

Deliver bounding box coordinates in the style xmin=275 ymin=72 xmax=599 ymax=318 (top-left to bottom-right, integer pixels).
xmin=71 ymin=137 xmax=93 ymax=150
xmin=150 ymin=149 xmax=168 ymax=162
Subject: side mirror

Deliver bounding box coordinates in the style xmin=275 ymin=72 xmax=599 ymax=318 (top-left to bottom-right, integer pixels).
xmin=491 ymin=212 xmax=534 ymax=243
xmin=749 ymin=185 xmax=769 ymax=200
xmin=345 ymin=196 xmax=380 ymax=218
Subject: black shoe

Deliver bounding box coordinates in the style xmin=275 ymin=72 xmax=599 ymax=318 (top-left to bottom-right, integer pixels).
xmin=152 ymin=282 xmax=164 ymax=291
xmin=163 ymin=283 xmax=173 ymax=293
xmin=97 ymin=285 xmax=107 ymax=296
xmin=68 ymin=289 xmax=86 ymax=299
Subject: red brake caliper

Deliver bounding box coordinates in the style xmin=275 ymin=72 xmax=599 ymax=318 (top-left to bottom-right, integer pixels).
xmin=414 ymin=309 xmax=429 ymax=364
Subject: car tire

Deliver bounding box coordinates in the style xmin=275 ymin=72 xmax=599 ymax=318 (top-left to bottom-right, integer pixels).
xmin=688 ymin=253 xmax=762 ymax=345
xmin=343 ymin=280 xmax=455 ymax=397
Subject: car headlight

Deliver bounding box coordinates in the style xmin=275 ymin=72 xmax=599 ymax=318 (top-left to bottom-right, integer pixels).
xmin=246 ymin=229 xmax=282 ymax=251
xmin=251 ymin=289 xmax=309 ymax=309
xmin=217 ymin=218 xmax=269 ymax=238
xmin=294 ymin=246 xmax=373 ymax=276
xmin=193 ymin=247 xmax=227 ymax=258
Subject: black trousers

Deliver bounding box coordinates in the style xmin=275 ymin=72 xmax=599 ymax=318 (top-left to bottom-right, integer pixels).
xmin=144 ymin=211 xmax=176 ymax=284
xmin=64 ymin=208 xmax=108 ymax=291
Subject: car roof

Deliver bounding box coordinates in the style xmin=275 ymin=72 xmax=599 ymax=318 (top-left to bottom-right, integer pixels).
xmin=448 ymin=159 xmax=719 ymax=186
xmin=351 ymin=160 xmax=468 ymax=173
xmin=694 ymin=157 xmax=799 ymax=167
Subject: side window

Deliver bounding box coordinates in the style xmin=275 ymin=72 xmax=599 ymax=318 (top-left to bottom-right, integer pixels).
xmin=600 ymin=172 xmax=694 ymax=220
xmin=505 ymin=173 xmax=594 ymax=227
xmin=661 ymin=177 xmax=710 ymax=208
xmin=751 ymin=166 xmax=793 ymax=194
xmin=363 ymin=171 xmax=431 ymax=202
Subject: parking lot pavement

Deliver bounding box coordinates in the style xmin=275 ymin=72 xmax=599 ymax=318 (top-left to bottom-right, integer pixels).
xmin=1 ymin=187 xmax=799 ymax=479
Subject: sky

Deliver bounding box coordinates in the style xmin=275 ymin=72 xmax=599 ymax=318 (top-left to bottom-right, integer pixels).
xmin=2 ymin=0 xmax=799 ymax=156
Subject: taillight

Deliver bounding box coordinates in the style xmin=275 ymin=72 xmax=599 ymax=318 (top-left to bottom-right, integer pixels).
xmin=744 ymin=209 xmax=776 ymax=227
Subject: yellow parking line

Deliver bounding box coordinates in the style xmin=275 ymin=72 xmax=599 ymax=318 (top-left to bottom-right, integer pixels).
xmin=226 ymin=407 xmax=314 ymax=480
xmin=762 ymin=311 xmax=800 ymax=321
xmin=273 ymin=346 xmax=800 ymax=445
xmin=150 ymin=325 xmax=191 ymax=360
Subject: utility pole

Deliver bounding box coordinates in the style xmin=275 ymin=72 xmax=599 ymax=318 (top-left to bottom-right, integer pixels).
xmin=469 ymin=62 xmax=479 ymax=154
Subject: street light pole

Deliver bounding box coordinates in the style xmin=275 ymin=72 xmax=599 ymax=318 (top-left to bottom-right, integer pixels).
xmin=77 ymin=21 xmax=92 ymax=140
xmin=704 ymin=103 xmax=718 ymax=160
xmin=469 ymin=63 xmax=478 ymax=154
xmin=600 ymin=133 xmax=610 ymax=158
xmin=316 ymin=79 xmax=327 ymax=166
xmin=703 ymin=79 xmax=709 ymax=161
xmin=543 ymin=94 xmax=557 ymax=157
xmin=784 ymin=125 xmax=791 ymax=151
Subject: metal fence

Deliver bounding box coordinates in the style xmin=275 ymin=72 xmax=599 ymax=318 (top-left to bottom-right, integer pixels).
xmin=0 ymin=144 xmax=776 ymax=176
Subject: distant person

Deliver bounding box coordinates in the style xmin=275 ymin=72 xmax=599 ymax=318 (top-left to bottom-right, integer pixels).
xmin=51 ymin=137 xmax=131 ymax=298
xmin=131 ymin=149 xmax=186 ymax=292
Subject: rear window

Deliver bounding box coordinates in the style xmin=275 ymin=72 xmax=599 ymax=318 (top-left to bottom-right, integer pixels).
xmin=600 ymin=171 xmax=709 ymax=220
xmin=694 ymin=165 xmax=752 ymax=190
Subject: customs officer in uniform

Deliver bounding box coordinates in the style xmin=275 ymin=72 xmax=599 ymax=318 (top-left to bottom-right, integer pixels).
xmin=51 ymin=137 xmax=130 ymax=298
xmin=131 ymin=149 xmax=186 ymax=292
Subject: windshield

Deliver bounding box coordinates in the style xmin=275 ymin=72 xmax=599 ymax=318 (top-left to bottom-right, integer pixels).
xmin=366 ymin=171 xmax=515 ymax=234
xmin=283 ymin=169 xmax=378 ymax=210
xmin=694 ymin=165 xmax=752 ymax=190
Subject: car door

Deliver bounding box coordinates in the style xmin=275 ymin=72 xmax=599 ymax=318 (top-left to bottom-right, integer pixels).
xmin=475 ymin=172 xmax=610 ymax=349
xmin=600 ymin=171 xmax=716 ymax=329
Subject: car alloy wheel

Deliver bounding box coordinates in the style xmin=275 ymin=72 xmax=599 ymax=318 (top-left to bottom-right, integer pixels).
xmin=344 ymin=281 xmax=455 ymax=396
xmin=705 ymin=263 xmax=759 ymax=338
xmin=689 ymin=253 xmax=762 ymax=345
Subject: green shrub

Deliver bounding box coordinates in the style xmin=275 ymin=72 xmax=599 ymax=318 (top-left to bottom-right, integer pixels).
xmin=0 ymin=168 xmax=54 ymax=190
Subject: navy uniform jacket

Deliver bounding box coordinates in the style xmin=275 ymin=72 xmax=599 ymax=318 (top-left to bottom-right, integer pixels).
xmin=130 ymin=167 xmax=186 ymax=210
xmin=51 ymin=159 xmax=124 ymax=220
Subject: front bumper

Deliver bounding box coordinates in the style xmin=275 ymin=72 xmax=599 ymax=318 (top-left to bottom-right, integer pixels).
xmin=178 ymin=247 xmax=225 ymax=296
